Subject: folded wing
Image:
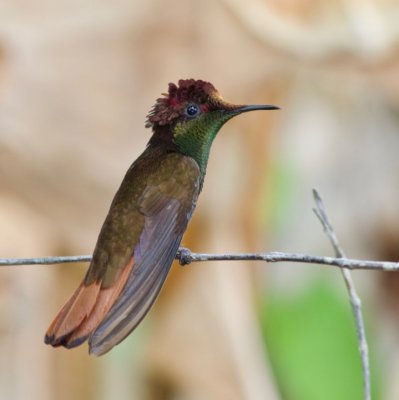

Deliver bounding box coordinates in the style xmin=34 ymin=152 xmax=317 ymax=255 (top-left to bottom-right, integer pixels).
xmin=89 ymin=190 xmax=186 ymax=355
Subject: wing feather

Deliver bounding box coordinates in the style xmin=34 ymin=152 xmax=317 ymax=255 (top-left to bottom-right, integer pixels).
xmin=89 ymin=195 xmax=186 ymax=355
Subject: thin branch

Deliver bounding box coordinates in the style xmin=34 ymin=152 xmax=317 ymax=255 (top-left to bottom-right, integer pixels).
xmin=313 ymin=189 xmax=371 ymax=400
xmin=0 ymin=255 xmax=92 ymax=266
xmin=1 ymin=251 xmax=398 ymax=271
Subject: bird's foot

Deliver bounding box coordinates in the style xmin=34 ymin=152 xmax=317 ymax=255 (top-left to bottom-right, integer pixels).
xmin=176 ymin=247 xmax=192 ymax=266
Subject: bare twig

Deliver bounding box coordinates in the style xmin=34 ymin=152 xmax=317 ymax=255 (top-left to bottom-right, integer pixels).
xmin=0 ymin=255 xmax=92 ymax=266
xmin=313 ymin=189 xmax=371 ymax=400
xmin=1 ymin=251 xmax=398 ymax=271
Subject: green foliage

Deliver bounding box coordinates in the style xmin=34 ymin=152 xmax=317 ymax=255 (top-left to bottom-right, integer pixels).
xmin=260 ymin=281 xmax=381 ymax=400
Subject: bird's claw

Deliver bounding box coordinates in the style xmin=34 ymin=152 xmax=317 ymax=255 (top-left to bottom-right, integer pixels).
xmin=176 ymin=247 xmax=192 ymax=266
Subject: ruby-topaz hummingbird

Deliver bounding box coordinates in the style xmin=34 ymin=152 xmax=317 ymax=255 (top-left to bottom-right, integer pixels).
xmin=45 ymin=79 xmax=278 ymax=355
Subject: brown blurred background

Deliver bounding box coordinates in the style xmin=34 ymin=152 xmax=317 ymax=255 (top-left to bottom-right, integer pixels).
xmin=1 ymin=0 xmax=399 ymax=399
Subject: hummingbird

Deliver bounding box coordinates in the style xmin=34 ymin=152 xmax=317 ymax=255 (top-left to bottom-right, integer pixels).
xmin=44 ymin=79 xmax=278 ymax=356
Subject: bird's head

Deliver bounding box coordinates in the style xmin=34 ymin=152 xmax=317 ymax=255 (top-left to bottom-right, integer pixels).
xmin=146 ymin=79 xmax=278 ymax=174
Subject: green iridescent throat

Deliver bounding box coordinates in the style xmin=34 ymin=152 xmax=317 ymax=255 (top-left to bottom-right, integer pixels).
xmin=172 ymin=112 xmax=234 ymax=179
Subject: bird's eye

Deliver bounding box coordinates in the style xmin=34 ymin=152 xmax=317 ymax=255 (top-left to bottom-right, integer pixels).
xmin=185 ymin=103 xmax=200 ymax=117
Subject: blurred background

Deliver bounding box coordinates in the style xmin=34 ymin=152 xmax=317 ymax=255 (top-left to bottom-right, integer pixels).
xmin=0 ymin=0 xmax=399 ymax=399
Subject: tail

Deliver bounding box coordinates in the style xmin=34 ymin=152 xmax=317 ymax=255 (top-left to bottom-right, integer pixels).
xmin=44 ymin=257 xmax=134 ymax=349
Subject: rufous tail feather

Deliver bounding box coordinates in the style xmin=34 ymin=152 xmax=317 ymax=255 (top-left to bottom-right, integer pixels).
xmin=44 ymin=257 xmax=134 ymax=348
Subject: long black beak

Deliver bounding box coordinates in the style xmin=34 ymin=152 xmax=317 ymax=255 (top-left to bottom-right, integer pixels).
xmin=234 ymin=104 xmax=280 ymax=113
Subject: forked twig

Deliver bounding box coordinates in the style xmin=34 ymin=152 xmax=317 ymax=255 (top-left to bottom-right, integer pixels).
xmin=313 ymin=189 xmax=371 ymax=400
